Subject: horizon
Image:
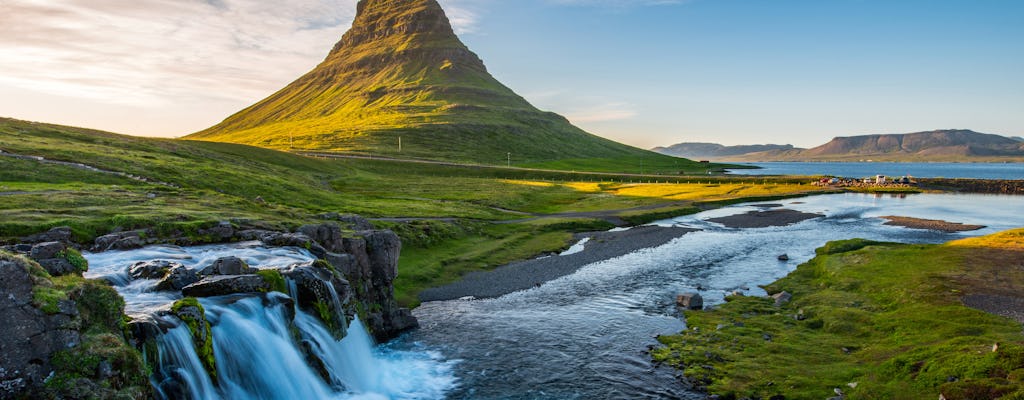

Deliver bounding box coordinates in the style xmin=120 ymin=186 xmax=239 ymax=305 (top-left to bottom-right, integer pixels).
xmin=1 ymin=0 xmax=1022 ymax=149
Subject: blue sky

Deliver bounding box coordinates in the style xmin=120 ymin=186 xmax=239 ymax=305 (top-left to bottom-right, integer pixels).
xmin=1 ymin=0 xmax=1022 ymax=148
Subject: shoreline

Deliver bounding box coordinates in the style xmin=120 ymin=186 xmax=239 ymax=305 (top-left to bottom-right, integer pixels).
xmin=418 ymin=204 xmax=829 ymax=303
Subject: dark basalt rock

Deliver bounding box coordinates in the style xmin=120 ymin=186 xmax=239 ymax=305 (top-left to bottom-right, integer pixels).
xmin=29 ymin=242 xmax=79 ymax=276
xmin=21 ymin=226 xmax=73 ymax=245
xmin=198 ymin=256 xmax=255 ymax=276
xmin=129 ymin=260 xmax=183 ymax=280
xmin=93 ymin=231 xmax=147 ymax=251
xmin=182 ymin=275 xmax=270 ymax=297
xmin=155 ymin=266 xmax=200 ymax=292
xmin=0 ymin=257 xmax=80 ymax=397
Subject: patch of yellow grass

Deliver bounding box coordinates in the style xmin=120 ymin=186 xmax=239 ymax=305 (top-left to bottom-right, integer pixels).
xmin=608 ymin=183 xmax=814 ymax=201
xmin=502 ymin=180 xmax=554 ymax=187
xmin=949 ymin=228 xmax=1024 ymax=250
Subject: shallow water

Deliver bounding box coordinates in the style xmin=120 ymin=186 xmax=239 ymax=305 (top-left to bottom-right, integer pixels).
xmin=397 ymin=193 xmax=1024 ymax=399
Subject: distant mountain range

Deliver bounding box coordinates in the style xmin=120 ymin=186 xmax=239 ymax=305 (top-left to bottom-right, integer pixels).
xmin=651 ymin=143 xmax=796 ymax=160
xmin=655 ymin=130 xmax=1024 ymax=162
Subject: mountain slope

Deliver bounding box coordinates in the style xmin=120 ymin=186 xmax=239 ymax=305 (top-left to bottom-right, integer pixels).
xmin=652 ymin=142 xmax=797 ymax=160
xmin=722 ymin=130 xmax=1024 ymax=162
xmin=187 ymin=0 xmax=669 ymax=166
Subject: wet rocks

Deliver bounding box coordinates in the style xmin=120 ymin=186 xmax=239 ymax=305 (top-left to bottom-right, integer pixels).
xmin=283 ymin=262 xmax=352 ymax=339
xmin=676 ymin=293 xmax=704 ymax=310
xmin=778 ymin=254 xmax=790 ymax=261
xmin=22 ymin=226 xmax=73 ymax=245
xmin=93 ymin=231 xmax=147 ymax=251
xmin=181 ymin=275 xmax=270 ymax=297
xmin=129 ymin=260 xmax=181 ymax=280
xmin=198 ymin=256 xmax=255 ymax=276
xmin=154 ymin=266 xmax=200 ymax=292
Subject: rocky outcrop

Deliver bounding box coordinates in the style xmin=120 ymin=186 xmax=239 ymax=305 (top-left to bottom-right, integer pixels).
xmin=129 ymin=260 xmax=180 ymax=280
xmin=93 ymin=231 xmax=148 ymax=252
xmin=22 ymin=226 xmax=73 ymax=246
xmin=0 ymin=255 xmax=80 ymax=397
xmin=282 ymin=262 xmax=352 ymax=339
xmin=0 ymin=252 xmax=149 ymax=399
xmin=155 ymin=265 xmax=200 ymax=292
xmin=298 ymin=223 xmax=418 ymax=342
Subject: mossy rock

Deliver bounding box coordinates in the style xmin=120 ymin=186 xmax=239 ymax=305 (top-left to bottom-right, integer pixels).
xmin=171 ymin=297 xmax=217 ymax=382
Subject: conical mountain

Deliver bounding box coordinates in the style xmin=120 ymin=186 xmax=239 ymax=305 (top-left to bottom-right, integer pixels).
xmin=187 ymin=0 xmax=658 ymax=164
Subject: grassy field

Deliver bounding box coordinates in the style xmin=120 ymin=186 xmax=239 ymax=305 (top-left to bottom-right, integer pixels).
xmin=653 ymin=230 xmax=1024 ymax=400
xmin=1 ymin=117 xmax=831 ymax=305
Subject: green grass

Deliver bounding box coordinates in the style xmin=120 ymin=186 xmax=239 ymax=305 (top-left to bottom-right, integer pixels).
xmin=653 ymin=230 xmax=1024 ymax=400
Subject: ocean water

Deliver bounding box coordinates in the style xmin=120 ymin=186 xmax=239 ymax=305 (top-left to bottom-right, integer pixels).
xmin=727 ymin=161 xmax=1024 ymax=179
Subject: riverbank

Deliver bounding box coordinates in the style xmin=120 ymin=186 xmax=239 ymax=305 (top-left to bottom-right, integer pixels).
xmin=652 ymin=228 xmax=1024 ymax=399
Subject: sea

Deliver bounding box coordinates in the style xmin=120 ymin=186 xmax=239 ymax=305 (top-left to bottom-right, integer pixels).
xmin=726 ymin=161 xmax=1024 ymax=180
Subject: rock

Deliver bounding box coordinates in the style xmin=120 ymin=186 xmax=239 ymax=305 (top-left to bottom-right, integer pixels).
xmin=93 ymin=231 xmax=146 ymax=251
xmin=155 ymin=266 xmax=200 ymax=292
xmin=771 ymin=291 xmax=793 ymax=306
xmin=364 ymin=230 xmax=401 ymax=284
xmin=778 ymin=254 xmax=790 ymax=261
xmin=29 ymin=242 xmax=81 ymax=276
xmin=338 ymin=215 xmax=374 ymax=231
xmin=676 ymin=293 xmax=704 ymax=310
xmin=128 ymin=260 xmax=182 ymax=280
xmin=182 ymin=275 xmax=270 ymax=297
xmin=282 ymin=262 xmax=352 ymax=338
xmin=22 ymin=226 xmax=74 ymax=245
xmin=0 ymin=256 xmax=81 ymax=397
xmin=197 ymin=222 xmax=234 ymax=242
xmin=298 ymin=223 xmax=345 ymax=253
xmin=30 ymin=241 xmax=65 ymax=260
xmin=261 ymin=233 xmax=327 ymax=258
xmin=198 ymin=256 xmax=255 ymax=276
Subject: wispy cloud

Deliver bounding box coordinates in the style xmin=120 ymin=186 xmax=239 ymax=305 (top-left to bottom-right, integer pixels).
xmin=0 ymin=0 xmax=481 ymax=108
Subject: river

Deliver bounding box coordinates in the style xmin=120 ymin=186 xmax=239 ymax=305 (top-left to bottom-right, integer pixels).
xmin=85 ymin=193 xmax=1024 ymax=399
xmin=727 ymin=161 xmax=1024 ymax=179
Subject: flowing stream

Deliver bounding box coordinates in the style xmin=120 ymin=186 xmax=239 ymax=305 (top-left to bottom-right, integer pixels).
xmin=84 ymin=193 xmax=1024 ymax=399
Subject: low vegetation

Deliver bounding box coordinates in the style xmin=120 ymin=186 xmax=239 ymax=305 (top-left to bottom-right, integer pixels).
xmin=2 ymin=117 xmax=831 ymax=306
xmin=653 ymin=230 xmax=1024 ymax=399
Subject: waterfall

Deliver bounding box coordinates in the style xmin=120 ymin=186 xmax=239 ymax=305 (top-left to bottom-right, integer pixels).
xmin=150 ymin=293 xmax=456 ymax=400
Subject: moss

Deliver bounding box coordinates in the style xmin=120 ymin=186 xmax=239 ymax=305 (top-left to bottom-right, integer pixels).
xmin=313 ymin=300 xmax=337 ymax=333
xmin=172 ymin=297 xmax=217 ymax=382
xmin=46 ymin=333 xmax=150 ymax=397
xmin=58 ymin=248 xmax=89 ymax=272
xmin=32 ymin=285 xmax=67 ymax=315
xmin=256 ymin=269 xmax=287 ymax=294
xmin=71 ymin=280 xmax=126 ymax=333
xmin=816 ymin=238 xmax=891 ymax=255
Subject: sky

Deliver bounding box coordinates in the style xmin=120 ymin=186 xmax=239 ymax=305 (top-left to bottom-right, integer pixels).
xmin=1 ymin=0 xmax=1022 ymax=148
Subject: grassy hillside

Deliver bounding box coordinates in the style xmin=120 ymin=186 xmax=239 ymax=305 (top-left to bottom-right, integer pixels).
xmin=654 ymin=230 xmax=1024 ymax=399
xmin=1 ymin=117 xmax=828 ymax=304
xmin=186 ymin=0 xmax=684 ymax=167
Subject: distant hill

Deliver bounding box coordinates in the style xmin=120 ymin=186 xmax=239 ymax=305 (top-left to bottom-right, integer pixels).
xmin=187 ymin=0 xmax=681 ymax=167
xmin=652 ymin=142 xmax=797 ymax=160
xmin=686 ymin=130 xmax=1024 ymax=162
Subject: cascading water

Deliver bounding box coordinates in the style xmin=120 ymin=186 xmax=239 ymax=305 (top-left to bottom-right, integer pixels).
xmin=85 ymin=243 xmax=457 ymax=400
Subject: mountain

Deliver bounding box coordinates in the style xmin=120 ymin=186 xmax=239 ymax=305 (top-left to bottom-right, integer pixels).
xmin=652 ymin=142 xmax=797 ymax=160
xmin=716 ymin=130 xmax=1024 ymax=162
xmin=186 ymin=0 xmax=669 ymax=166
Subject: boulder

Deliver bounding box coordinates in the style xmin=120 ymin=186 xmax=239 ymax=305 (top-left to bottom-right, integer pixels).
xmin=198 ymin=256 xmax=254 ymax=276
xmin=182 ymin=275 xmax=270 ymax=297
xmin=261 ymin=233 xmax=327 ymax=258
xmin=676 ymin=293 xmax=704 ymax=310
xmin=778 ymin=254 xmax=790 ymax=261
xmin=22 ymin=226 xmax=73 ymax=245
xmin=93 ymin=231 xmax=147 ymax=251
xmin=772 ymin=291 xmax=793 ymax=306
xmin=364 ymin=230 xmax=401 ymax=284
xmin=30 ymin=241 xmax=66 ymax=260
xmin=128 ymin=260 xmax=183 ymax=280
xmin=155 ymin=266 xmax=200 ymax=292
xmin=29 ymin=242 xmax=80 ymax=276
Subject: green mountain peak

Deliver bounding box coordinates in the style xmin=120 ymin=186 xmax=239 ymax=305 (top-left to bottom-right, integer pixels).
xmin=187 ymin=0 xmax=659 ymax=164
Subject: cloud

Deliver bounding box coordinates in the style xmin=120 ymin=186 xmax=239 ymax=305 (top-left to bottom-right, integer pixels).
xmin=0 ymin=0 xmax=481 ymax=108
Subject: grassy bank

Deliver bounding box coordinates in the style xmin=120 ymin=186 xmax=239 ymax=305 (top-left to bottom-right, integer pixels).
xmin=2 ymin=117 xmax=830 ymax=306
xmin=653 ymin=229 xmax=1024 ymax=399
